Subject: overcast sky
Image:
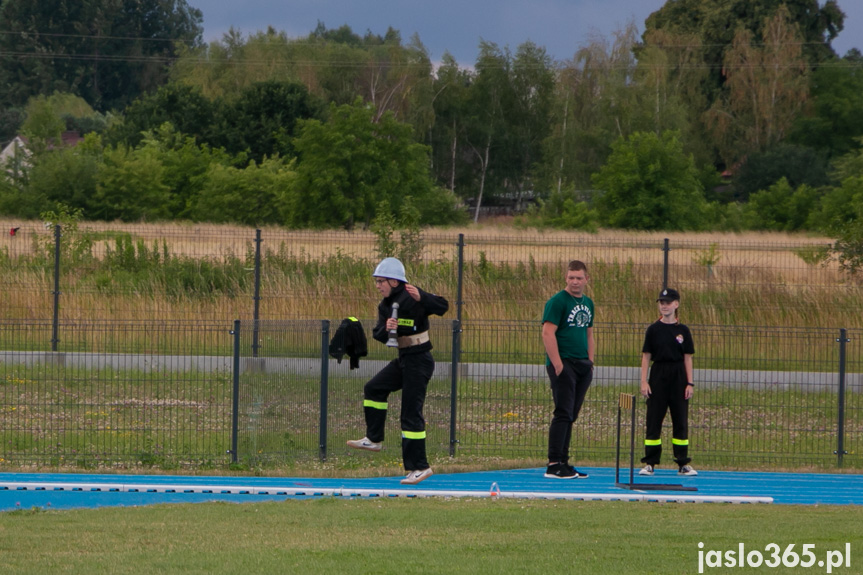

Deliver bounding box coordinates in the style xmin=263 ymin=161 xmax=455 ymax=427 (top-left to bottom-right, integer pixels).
xmin=187 ymin=0 xmax=862 ymax=65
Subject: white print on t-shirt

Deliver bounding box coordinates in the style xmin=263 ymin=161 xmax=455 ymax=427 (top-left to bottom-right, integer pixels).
xmin=567 ymin=304 xmax=592 ymax=328
xmin=676 ymin=334 xmax=684 ymax=344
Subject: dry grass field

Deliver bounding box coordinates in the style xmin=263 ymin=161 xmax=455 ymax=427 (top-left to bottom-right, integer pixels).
xmin=0 ymin=218 xmax=857 ymax=327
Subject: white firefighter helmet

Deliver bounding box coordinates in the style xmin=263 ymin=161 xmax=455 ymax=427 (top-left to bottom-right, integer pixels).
xmin=373 ymin=257 xmax=407 ymax=283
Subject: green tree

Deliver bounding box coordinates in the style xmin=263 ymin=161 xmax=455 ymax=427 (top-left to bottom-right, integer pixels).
xmin=632 ymin=29 xmax=713 ymax=169
xmin=92 ymin=144 xmax=171 ymax=221
xmin=790 ymin=55 xmax=863 ymax=159
xmin=516 ymin=188 xmax=599 ymax=232
xmin=538 ymin=24 xmax=640 ymax=194
xmin=825 ymin=140 xmax=863 ymax=276
xmin=193 ymin=157 xmax=294 ymax=226
xmin=592 ymin=131 xmax=708 ymax=230
xmin=464 ymin=41 xmax=515 ymax=221
xmin=809 ymin=140 xmax=863 ymax=233
xmin=20 ymin=96 xmax=66 ymax=152
xmin=0 ymin=0 xmax=203 ymax=111
xmin=705 ymin=5 xmax=810 ymax=165
xmin=136 ymin=123 xmax=235 ymax=220
xmin=645 ymin=0 xmax=844 ymax=97
xmin=287 ymin=100 xmax=460 ymax=228
xmin=0 ymin=107 xmax=25 ymax=143
xmin=25 ymin=133 xmax=103 ymax=216
xmin=808 ymin=176 xmax=863 ymax=233
xmin=105 ymin=83 xmax=218 ymax=149
xmin=219 ymin=80 xmax=324 ymax=164
xmin=742 ymin=178 xmax=819 ymax=231
xmin=428 ymin=52 xmax=473 ymax=198
xmin=508 ymin=41 xmax=555 ymax=209
xmin=731 ymin=143 xmax=829 ymax=202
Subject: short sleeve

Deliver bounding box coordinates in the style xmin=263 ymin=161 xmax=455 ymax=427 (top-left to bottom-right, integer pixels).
xmin=682 ymin=326 xmax=695 ymax=355
xmin=641 ymin=324 xmax=654 ymax=355
xmin=542 ymin=294 xmax=563 ymax=326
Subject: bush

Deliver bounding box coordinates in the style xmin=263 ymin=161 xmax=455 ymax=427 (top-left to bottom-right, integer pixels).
xmin=516 ymin=188 xmax=598 ymax=232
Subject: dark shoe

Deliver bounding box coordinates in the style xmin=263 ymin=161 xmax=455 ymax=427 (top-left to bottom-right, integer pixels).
xmin=544 ymin=463 xmax=588 ymax=479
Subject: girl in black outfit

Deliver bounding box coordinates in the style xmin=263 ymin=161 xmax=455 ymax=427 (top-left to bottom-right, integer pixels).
xmin=639 ymin=288 xmax=697 ymax=476
xmin=347 ymin=257 xmax=449 ymax=485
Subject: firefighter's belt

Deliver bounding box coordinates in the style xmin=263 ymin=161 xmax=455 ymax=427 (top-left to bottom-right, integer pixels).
xmin=397 ymin=331 xmax=430 ymax=348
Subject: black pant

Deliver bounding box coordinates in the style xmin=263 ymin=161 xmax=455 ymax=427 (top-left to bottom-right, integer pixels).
xmin=363 ymin=351 xmax=434 ymax=471
xmin=546 ymin=358 xmax=593 ymax=463
xmin=642 ymin=362 xmax=690 ymax=466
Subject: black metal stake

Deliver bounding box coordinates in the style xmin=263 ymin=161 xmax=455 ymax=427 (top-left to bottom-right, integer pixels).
xmin=319 ymin=320 xmax=330 ymax=461
xmin=662 ymin=238 xmax=670 ymax=290
xmin=456 ymin=233 xmax=465 ymax=323
xmin=51 ymin=224 xmax=61 ymax=351
xmin=836 ymin=328 xmax=850 ymax=467
xmin=449 ymin=319 xmax=461 ymax=456
xmin=252 ymin=229 xmax=262 ymax=358
xmin=230 ymin=320 xmax=241 ymax=464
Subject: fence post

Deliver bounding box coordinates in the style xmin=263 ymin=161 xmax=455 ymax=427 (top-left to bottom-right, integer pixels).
xmin=252 ymin=229 xmax=263 ymax=358
xmin=662 ymin=238 xmax=670 ymax=290
xmin=456 ymin=233 xmax=465 ymax=322
xmin=230 ymin=320 xmax=241 ymax=464
xmin=51 ymin=224 xmax=62 ymax=351
xmin=835 ymin=328 xmax=850 ymax=467
xmin=449 ymin=319 xmax=461 ymax=456
xmin=319 ymin=319 xmax=330 ymax=461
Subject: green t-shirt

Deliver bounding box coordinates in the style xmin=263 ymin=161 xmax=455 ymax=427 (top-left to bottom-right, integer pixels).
xmin=542 ymin=290 xmax=594 ymax=364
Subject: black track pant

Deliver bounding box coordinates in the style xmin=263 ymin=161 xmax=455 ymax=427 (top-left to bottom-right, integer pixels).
xmin=546 ymin=358 xmax=593 ymax=463
xmin=362 ymin=351 xmax=434 ymax=471
xmin=642 ymin=362 xmax=690 ymax=466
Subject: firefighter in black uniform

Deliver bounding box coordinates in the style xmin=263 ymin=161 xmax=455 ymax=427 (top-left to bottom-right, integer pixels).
xmin=347 ymin=257 xmax=449 ymax=485
xmin=639 ymin=288 xmax=698 ymax=477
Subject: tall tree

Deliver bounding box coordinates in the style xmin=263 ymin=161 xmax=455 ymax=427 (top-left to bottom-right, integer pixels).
xmin=644 ymin=0 xmax=844 ymax=96
xmin=464 ymin=41 xmax=513 ymax=221
xmin=538 ymin=25 xmax=639 ymax=194
xmin=704 ymin=6 xmax=810 ymax=165
xmin=218 ymin=80 xmax=325 ymax=165
xmin=105 ymin=82 xmax=217 ymax=149
xmin=428 ymin=52 xmax=473 ymax=198
xmin=287 ymin=100 xmax=460 ymax=228
xmin=508 ymin=41 xmax=555 ymax=209
xmin=592 ymin=131 xmax=707 ymax=230
xmin=0 ymin=0 xmax=203 ymax=111
xmin=790 ymin=54 xmax=863 ymax=159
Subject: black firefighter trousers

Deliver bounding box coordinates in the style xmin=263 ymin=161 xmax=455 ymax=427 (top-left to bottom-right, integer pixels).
xmin=642 ymin=362 xmax=691 ymax=467
xmin=362 ymin=351 xmax=434 ymax=471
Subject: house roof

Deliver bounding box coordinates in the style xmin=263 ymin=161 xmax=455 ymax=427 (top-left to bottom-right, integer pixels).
xmin=1 ymin=131 xmax=85 ymax=166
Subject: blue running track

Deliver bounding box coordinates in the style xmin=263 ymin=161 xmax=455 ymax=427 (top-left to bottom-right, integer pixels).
xmin=2 ymin=467 xmax=862 ymax=511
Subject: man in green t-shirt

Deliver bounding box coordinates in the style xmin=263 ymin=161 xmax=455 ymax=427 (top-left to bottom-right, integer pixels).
xmin=541 ymin=260 xmax=595 ymax=479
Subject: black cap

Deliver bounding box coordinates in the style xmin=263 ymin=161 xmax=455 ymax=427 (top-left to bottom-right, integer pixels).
xmin=656 ymin=288 xmax=680 ymax=302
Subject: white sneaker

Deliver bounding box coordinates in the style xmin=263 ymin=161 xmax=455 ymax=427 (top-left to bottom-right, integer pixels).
xmin=400 ymin=468 xmax=433 ymax=485
xmin=639 ymin=464 xmax=654 ymax=476
xmin=346 ymin=437 xmax=382 ymax=452
xmin=679 ymin=464 xmax=698 ymax=476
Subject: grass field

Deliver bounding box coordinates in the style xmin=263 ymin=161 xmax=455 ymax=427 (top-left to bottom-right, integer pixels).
xmin=1 ymin=498 xmax=861 ymax=574
xmin=0 ymin=219 xmax=860 ymax=328
xmin=2 ymin=361 xmax=859 ymax=471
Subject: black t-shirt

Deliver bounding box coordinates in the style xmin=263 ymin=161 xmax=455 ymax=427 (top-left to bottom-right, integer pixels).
xmin=642 ymin=320 xmax=695 ymax=363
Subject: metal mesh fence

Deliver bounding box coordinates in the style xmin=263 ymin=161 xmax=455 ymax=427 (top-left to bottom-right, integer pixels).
xmin=0 ymin=320 xmax=233 ymax=467
xmin=1 ymin=319 xmax=859 ymax=470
